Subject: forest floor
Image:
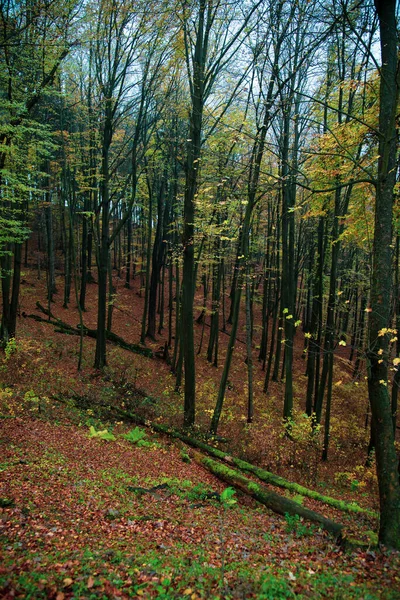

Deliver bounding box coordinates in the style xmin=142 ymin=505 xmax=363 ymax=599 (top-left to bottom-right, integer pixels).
xmin=0 ymin=264 xmax=400 ymax=598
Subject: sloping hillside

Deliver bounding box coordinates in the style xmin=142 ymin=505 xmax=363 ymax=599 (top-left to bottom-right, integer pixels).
xmin=1 ymin=404 xmax=399 ymax=599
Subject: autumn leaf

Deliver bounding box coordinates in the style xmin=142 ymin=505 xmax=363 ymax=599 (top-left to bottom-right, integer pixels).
xmin=87 ymin=575 xmax=94 ymax=589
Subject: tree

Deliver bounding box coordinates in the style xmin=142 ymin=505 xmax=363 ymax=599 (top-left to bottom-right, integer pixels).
xmin=180 ymin=0 xmax=261 ymax=427
xmin=0 ymin=0 xmax=79 ymax=343
xmin=210 ymin=0 xmax=321 ymax=433
xmin=91 ymin=0 xmax=169 ymax=368
xmin=367 ymin=0 xmax=400 ymax=550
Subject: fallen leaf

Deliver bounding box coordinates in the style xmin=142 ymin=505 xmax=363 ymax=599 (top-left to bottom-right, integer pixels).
xmin=63 ymin=578 xmax=73 ymax=587
xmin=87 ymin=575 xmax=94 ymax=589
xmin=56 ymin=593 xmax=65 ymax=600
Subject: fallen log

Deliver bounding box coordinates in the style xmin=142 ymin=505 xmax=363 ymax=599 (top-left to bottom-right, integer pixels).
xmin=25 ymin=305 xmax=153 ymax=358
xmin=111 ymin=407 xmax=377 ymax=518
xmin=192 ymin=452 xmax=344 ymax=539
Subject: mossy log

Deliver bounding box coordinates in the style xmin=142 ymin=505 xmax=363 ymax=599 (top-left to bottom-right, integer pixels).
xmin=112 ymin=407 xmax=377 ymax=519
xmin=192 ymin=452 xmax=344 ymax=539
xmin=25 ymin=304 xmax=153 ymax=358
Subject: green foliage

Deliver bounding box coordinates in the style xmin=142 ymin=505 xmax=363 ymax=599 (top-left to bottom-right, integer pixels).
xmin=365 ymin=530 xmax=379 ymax=546
xmin=258 ymin=573 xmax=296 ymax=599
xmin=0 ymin=497 xmax=15 ymax=508
xmin=180 ymin=449 xmax=191 ymax=463
xmin=4 ymin=338 xmax=17 ymax=360
xmin=185 ymin=483 xmax=219 ymax=502
xmin=284 ymin=513 xmax=316 ymax=538
xmin=122 ymin=426 xmax=147 ymax=444
xmin=291 ymin=494 xmax=305 ymax=505
xmin=220 ymin=486 xmax=237 ymax=508
xmin=23 ymin=390 xmax=41 ymax=413
xmin=121 ymin=426 xmax=155 ymax=447
xmin=88 ymin=425 xmax=116 ymax=441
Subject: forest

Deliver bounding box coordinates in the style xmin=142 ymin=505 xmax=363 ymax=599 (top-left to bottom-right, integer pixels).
xmin=1 ymin=0 xmax=400 ymax=598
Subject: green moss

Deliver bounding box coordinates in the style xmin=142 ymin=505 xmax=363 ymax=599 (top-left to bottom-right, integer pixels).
xmin=248 ymin=481 xmax=260 ymax=493
xmin=114 ymin=408 xmax=377 ymax=518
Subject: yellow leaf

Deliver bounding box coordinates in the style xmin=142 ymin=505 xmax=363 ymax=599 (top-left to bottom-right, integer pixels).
xmin=183 ymin=589 xmax=193 ymax=595
xmin=63 ymin=578 xmax=73 ymax=587
xmin=335 ymin=380 xmax=343 ymax=386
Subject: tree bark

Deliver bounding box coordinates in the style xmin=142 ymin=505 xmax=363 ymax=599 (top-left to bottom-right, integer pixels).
xmin=367 ymin=0 xmax=400 ymax=550
xmin=194 ymin=453 xmax=344 ymax=539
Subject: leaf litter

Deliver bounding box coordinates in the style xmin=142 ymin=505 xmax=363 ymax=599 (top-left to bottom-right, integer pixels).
xmin=0 ymin=414 xmax=399 ymax=599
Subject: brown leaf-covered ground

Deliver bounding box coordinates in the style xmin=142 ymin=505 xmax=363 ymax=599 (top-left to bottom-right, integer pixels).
xmin=1 ymin=413 xmax=399 ymax=599
xmin=0 ymin=264 xmax=399 ymax=598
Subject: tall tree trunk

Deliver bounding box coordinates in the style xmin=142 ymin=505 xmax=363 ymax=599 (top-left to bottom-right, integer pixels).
xmin=140 ymin=181 xmax=153 ymax=345
xmin=147 ymin=178 xmax=166 ymax=340
xmin=79 ymin=205 xmax=88 ymax=310
xmin=181 ymin=0 xmax=212 ymax=427
xmin=246 ymin=262 xmax=254 ymax=423
xmin=44 ymin=181 xmax=57 ymax=302
xmin=94 ymin=108 xmax=112 ymax=370
xmin=367 ymin=0 xmax=400 ymax=550
xmin=306 ymin=217 xmax=324 ymax=416
xmin=9 ymin=242 xmax=22 ymax=338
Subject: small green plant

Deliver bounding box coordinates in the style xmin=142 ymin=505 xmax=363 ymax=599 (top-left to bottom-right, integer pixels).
xmin=259 ymin=573 xmax=295 ymax=599
xmin=88 ymin=425 xmax=116 ymax=441
xmin=180 ymin=449 xmax=191 ymax=463
xmin=220 ymin=486 xmax=237 ymax=508
xmin=24 ymin=389 xmax=41 ymax=413
xmin=4 ymin=337 xmax=17 ymax=360
xmin=218 ymin=487 xmax=237 ymax=593
xmin=292 ymin=494 xmax=304 ymax=505
xmin=186 ymin=483 xmax=218 ymax=502
xmin=284 ymin=513 xmax=315 ymax=537
xmin=122 ymin=427 xmax=153 ymax=447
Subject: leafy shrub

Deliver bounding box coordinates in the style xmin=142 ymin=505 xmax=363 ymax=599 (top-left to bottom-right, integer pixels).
xmin=122 ymin=427 xmax=152 ymax=447
xmin=4 ymin=338 xmax=17 ymax=360
xmin=220 ymin=486 xmax=237 ymax=508
xmin=180 ymin=449 xmax=191 ymax=463
xmin=24 ymin=389 xmax=41 ymax=413
xmin=88 ymin=425 xmax=116 ymax=441
xmin=259 ymin=573 xmax=295 ymax=599
xmin=284 ymin=513 xmax=315 ymax=537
